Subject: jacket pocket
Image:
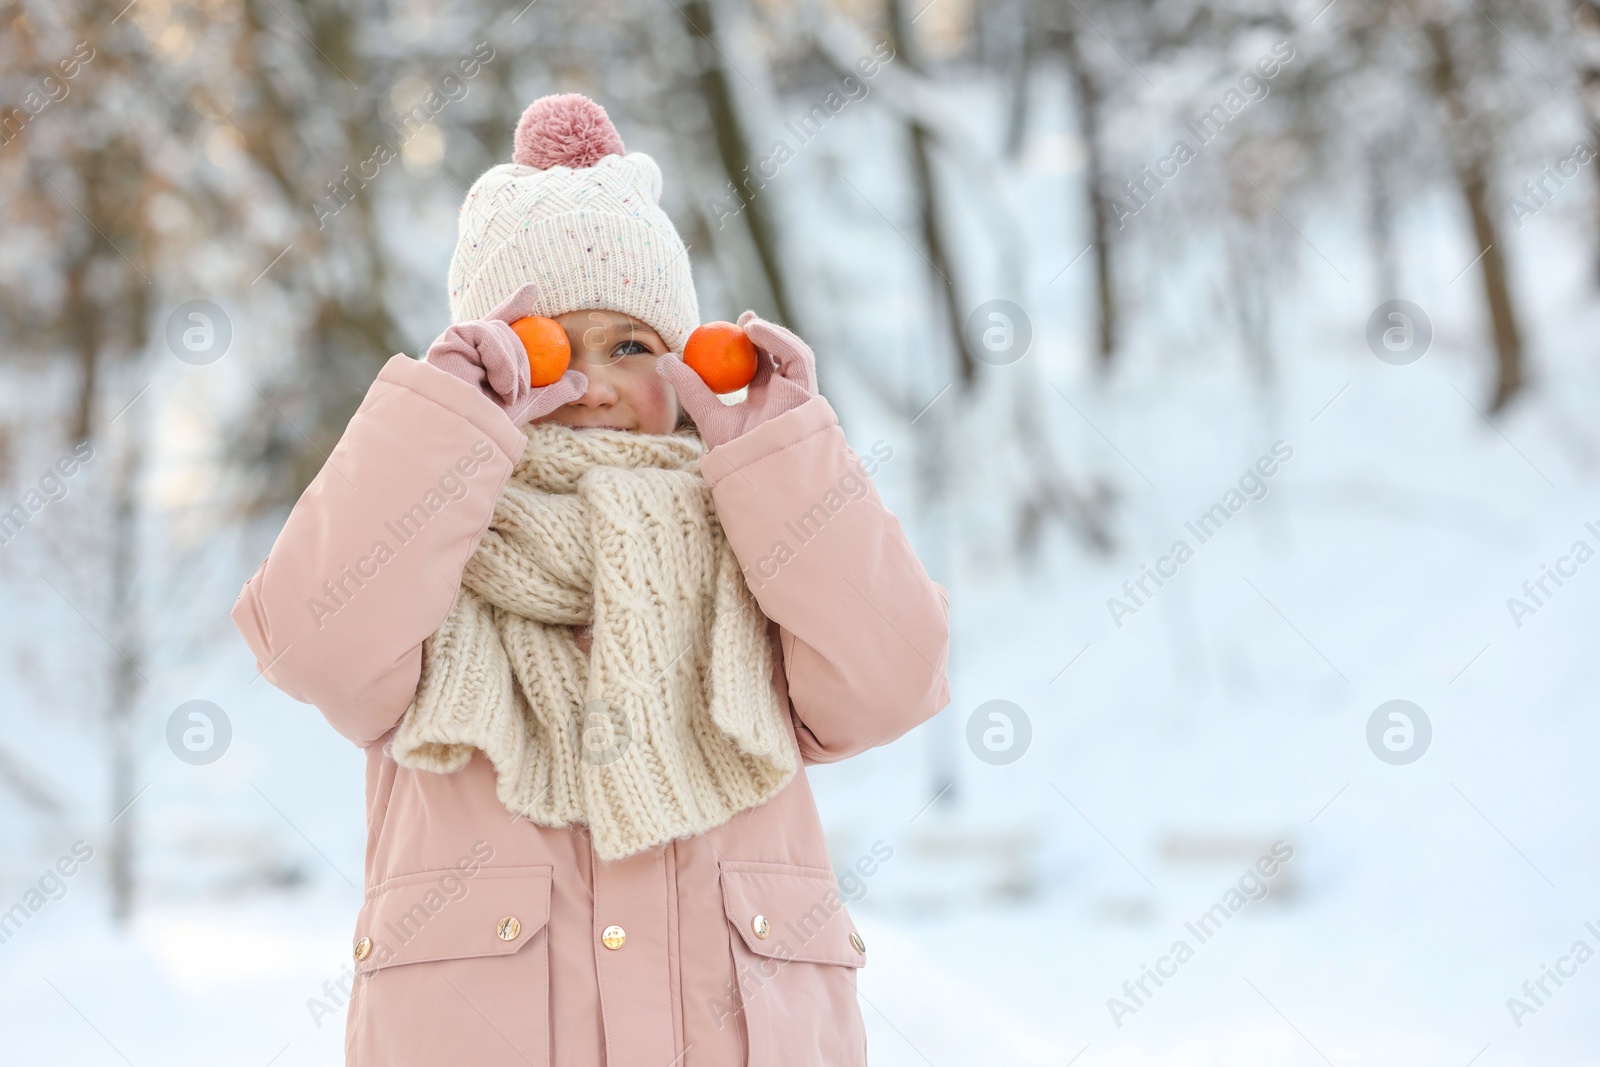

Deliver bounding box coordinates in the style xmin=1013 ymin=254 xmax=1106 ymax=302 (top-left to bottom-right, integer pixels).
xmin=718 ymin=860 xmax=868 ymax=1067
xmin=348 ymin=864 xmax=552 ymax=1067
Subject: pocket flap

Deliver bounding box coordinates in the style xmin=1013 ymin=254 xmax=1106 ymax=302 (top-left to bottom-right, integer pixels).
xmin=354 ymin=864 xmax=552 ymax=973
xmin=719 ymin=860 xmax=865 ymax=969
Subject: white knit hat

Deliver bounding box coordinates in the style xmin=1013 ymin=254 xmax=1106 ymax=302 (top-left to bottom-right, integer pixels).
xmin=447 ymin=94 xmax=699 ymax=353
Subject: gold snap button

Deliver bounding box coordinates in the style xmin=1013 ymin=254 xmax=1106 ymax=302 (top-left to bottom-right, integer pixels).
xmin=752 ymin=914 xmax=770 ymax=939
xmin=353 ymin=935 xmax=372 ymax=961
xmin=601 ymin=924 xmax=626 ymax=950
xmin=497 ymin=916 xmax=521 ymax=941
xmin=849 ymin=931 xmax=865 ymax=953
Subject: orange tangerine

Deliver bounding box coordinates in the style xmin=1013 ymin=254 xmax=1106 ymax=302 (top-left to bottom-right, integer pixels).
xmin=509 ymin=316 xmax=572 ymax=387
xmin=683 ymin=321 xmax=759 ymax=394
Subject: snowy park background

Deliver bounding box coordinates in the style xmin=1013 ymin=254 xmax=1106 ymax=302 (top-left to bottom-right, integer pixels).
xmin=3 ymin=0 xmax=1600 ymax=1063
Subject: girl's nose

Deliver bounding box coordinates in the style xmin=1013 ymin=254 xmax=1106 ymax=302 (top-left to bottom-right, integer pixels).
xmin=572 ymin=360 xmax=621 ymax=406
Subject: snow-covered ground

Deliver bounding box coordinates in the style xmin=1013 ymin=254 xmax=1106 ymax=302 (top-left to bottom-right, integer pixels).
xmin=4 ymin=71 xmax=1599 ymax=1067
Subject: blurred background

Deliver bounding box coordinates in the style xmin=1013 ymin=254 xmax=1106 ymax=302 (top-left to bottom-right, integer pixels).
xmin=3 ymin=0 xmax=1599 ymax=1062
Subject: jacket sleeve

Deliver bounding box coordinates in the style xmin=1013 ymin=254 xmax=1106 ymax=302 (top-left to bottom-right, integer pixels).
xmin=700 ymin=395 xmax=951 ymax=763
xmin=230 ymin=354 xmax=529 ymax=747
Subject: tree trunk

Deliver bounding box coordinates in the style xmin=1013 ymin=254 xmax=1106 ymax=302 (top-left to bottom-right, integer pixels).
xmin=887 ymin=0 xmax=978 ymax=387
xmin=1425 ymin=21 xmax=1525 ymax=412
xmin=912 ymin=399 xmax=959 ymax=812
xmin=1366 ymin=141 xmax=1399 ymax=302
xmin=106 ymin=402 xmax=148 ymax=924
xmin=880 ymin=0 xmax=964 ymax=810
xmin=1458 ymin=161 xmax=1524 ymax=410
xmin=1585 ymin=65 xmax=1600 ymax=285
xmin=1060 ymin=18 xmax=1117 ymax=367
xmin=1574 ymin=1 xmax=1600 ymax=283
xmin=679 ymin=0 xmax=797 ymax=331
xmin=66 ymin=253 xmax=100 ymax=445
xmin=48 ymin=83 xmax=156 ymax=925
xmin=1003 ymin=0 xmax=1033 ymax=160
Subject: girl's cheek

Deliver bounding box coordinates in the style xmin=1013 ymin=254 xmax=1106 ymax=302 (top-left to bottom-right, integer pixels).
xmin=623 ymin=363 xmax=677 ymax=433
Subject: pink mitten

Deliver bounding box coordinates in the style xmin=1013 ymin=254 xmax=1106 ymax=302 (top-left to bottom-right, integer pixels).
xmin=424 ymin=282 xmax=588 ymax=426
xmin=657 ymin=311 xmax=817 ymax=448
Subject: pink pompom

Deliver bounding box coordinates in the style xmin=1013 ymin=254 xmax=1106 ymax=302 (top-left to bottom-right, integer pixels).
xmin=512 ymin=94 xmax=626 ymax=169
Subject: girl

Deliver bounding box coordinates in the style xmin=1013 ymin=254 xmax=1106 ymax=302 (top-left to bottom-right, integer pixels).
xmin=231 ymin=93 xmax=949 ymax=1067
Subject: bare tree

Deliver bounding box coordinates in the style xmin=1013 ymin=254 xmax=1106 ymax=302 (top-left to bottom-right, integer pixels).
xmin=1423 ymin=17 xmax=1526 ymax=411
xmin=1047 ymin=3 xmax=1121 ymax=368
xmin=885 ymin=0 xmax=980 ymax=387
xmin=1570 ymin=0 xmax=1600 ymax=282
xmin=0 ymin=0 xmax=180 ymax=920
xmin=676 ymin=0 xmax=800 ymax=331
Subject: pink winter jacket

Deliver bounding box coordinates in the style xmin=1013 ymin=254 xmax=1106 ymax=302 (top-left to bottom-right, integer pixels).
xmin=230 ymin=353 xmax=951 ymax=1067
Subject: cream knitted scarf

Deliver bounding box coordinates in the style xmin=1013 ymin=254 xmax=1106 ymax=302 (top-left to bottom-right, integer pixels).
xmin=390 ymin=423 xmax=796 ymax=860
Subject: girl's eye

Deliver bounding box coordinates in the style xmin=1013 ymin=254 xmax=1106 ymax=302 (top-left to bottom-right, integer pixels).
xmin=613 ymin=340 xmax=652 ymax=358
